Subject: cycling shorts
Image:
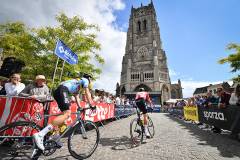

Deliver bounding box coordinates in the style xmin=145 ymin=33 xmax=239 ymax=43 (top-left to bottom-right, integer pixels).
xmin=135 ymin=98 xmax=147 ymax=114
xmin=53 ymin=85 xmax=70 ymax=112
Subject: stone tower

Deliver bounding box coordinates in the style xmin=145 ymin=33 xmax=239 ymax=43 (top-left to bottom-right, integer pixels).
xmin=119 ymin=1 xmax=176 ymax=104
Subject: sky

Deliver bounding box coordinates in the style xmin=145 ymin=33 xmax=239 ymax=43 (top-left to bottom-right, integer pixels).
xmin=0 ymin=0 xmax=239 ymax=97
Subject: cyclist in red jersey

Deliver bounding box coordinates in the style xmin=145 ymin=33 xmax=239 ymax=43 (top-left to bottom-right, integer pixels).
xmin=135 ymin=88 xmax=153 ymax=138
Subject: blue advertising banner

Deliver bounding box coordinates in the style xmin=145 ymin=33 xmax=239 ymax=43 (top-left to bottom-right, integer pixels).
xmin=54 ymin=40 xmax=78 ymax=65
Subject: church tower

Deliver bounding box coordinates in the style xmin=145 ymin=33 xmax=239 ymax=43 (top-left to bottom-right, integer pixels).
xmin=120 ymin=1 xmax=174 ymax=104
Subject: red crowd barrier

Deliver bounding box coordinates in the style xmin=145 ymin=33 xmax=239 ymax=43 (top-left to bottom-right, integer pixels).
xmin=48 ymin=101 xmax=115 ymax=124
xmin=0 ymin=96 xmax=115 ymax=128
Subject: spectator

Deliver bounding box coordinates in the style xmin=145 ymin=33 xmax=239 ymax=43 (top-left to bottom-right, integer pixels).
xmin=229 ymin=84 xmax=240 ymax=106
xmin=211 ymin=88 xmax=231 ymax=133
xmin=0 ymin=79 xmax=2 ymax=91
xmin=5 ymin=73 xmax=25 ymax=96
xmin=93 ymin=91 xmax=100 ymax=102
xmin=217 ymin=88 xmax=231 ymax=108
xmin=204 ymin=92 xmax=218 ymax=107
xmin=120 ymin=95 xmax=125 ymax=105
xmin=229 ymin=84 xmax=240 ymax=138
xmin=19 ymin=75 xmax=50 ymax=101
xmin=0 ymin=79 xmax=8 ymax=95
xmin=115 ymin=96 xmax=121 ymax=105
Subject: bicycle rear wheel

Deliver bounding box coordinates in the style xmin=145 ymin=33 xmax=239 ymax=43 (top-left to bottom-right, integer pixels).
xmin=130 ymin=118 xmax=143 ymax=146
xmin=147 ymin=116 xmax=155 ymax=138
xmin=0 ymin=121 xmax=41 ymax=159
xmin=68 ymin=120 xmax=99 ymax=159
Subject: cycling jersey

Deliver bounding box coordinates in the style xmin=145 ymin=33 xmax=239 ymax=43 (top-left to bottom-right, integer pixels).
xmin=53 ymin=78 xmax=90 ymax=112
xmin=61 ymin=78 xmax=89 ymax=94
xmin=135 ymin=91 xmax=152 ymax=114
xmin=135 ymin=91 xmax=151 ymax=103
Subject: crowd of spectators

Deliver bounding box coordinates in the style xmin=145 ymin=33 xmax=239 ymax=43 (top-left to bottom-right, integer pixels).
xmin=184 ymin=86 xmax=239 ymax=108
xmin=0 ymin=73 xmax=133 ymax=106
xmin=166 ymin=85 xmax=239 ymax=109
xmin=167 ymin=84 xmax=240 ymax=135
xmin=0 ymin=73 xmax=50 ymax=100
xmin=92 ymin=91 xmax=133 ymax=106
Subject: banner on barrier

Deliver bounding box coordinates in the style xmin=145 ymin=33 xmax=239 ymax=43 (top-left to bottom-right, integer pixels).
xmin=0 ymin=96 xmax=116 ymax=127
xmin=184 ymin=106 xmax=199 ymax=121
xmin=169 ymin=108 xmax=184 ymax=117
xmin=0 ymin=97 xmax=44 ymax=128
xmin=198 ymin=105 xmax=240 ymax=131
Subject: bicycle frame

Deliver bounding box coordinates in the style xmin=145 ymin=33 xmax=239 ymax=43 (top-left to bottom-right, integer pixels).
xmin=44 ymin=107 xmax=89 ymax=142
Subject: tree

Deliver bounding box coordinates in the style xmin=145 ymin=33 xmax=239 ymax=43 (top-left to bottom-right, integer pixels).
xmin=219 ymin=43 xmax=240 ymax=82
xmin=0 ymin=13 xmax=104 ymax=87
xmin=33 ymin=13 xmax=105 ymax=88
xmin=0 ymin=22 xmax=41 ymax=79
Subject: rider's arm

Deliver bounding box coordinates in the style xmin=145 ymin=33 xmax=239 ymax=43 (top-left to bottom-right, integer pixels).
xmin=135 ymin=93 xmax=139 ymax=100
xmin=74 ymin=94 xmax=82 ymax=108
xmin=84 ymin=87 xmax=94 ymax=106
xmin=146 ymin=93 xmax=153 ymax=106
xmin=80 ymin=78 xmax=94 ymax=106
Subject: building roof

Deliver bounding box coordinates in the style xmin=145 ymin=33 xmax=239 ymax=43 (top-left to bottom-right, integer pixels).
xmin=193 ymin=86 xmax=208 ymax=95
xmin=171 ymin=84 xmax=181 ymax=90
xmin=193 ymin=82 xmax=232 ymax=95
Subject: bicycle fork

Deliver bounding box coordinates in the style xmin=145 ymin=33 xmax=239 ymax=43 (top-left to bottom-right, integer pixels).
xmin=79 ymin=121 xmax=88 ymax=139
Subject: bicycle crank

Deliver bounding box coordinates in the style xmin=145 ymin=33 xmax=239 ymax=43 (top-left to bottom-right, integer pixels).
xmin=43 ymin=140 xmax=58 ymax=156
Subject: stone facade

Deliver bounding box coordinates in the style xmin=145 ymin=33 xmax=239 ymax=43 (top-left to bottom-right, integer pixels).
xmin=119 ymin=1 xmax=182 ymax=104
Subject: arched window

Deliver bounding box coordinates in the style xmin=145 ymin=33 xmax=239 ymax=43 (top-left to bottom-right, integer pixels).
xmin=143 ymin=20 xmax=147 ymax=30
xmin=137 ymin=21 xmax=141 ymax=32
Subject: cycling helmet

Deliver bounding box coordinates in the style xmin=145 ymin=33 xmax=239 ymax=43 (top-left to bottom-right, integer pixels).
xmin=139 ymin=88 xmax=145 ymax=92
xmin=82 ymin=73 xmax=93 ymax=80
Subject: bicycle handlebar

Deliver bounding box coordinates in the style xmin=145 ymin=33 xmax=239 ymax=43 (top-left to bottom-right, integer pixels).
xmin=77 ymin=105 xmax=96 ymax=111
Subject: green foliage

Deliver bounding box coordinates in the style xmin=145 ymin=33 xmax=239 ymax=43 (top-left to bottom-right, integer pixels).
xmin=219 ymin=43 xmax=240 ymax=82
xmin=0 ymin=13 xmax=104 ymax=88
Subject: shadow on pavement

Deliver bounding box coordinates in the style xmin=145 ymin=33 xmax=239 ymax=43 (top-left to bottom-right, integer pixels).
xmin=0 ymin=146 xmax=32 ymax=160
xmin=166 ymin=114 xmax=240 ymax=159
xmin=100 ymin=136 xmax=135 ymax=150
xmin=47 ymin=154 xmax=71 ymax=160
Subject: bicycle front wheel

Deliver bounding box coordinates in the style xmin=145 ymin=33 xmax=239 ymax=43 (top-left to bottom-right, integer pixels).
xmin=130 ymin=118 xmax=143 ymax=146
xmin=0 ymin=121 xmax=41 ymax=159
xmin=68 ymin=120 xmax=99 ymax=159
xmin=147 ymin=116 xmax=155 ymax=138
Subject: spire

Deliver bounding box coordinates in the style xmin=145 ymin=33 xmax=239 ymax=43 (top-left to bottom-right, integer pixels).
xmin=131 ymin=5 xmax=134 ymax=14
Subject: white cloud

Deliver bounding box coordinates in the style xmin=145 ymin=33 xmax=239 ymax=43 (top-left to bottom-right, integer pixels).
xmin=0 ymin=0 xmax=127 ymax=94
xmin=169 ymin=69 xmax=179 ymax=77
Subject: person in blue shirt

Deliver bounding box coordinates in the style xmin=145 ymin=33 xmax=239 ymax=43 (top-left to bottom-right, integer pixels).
xmin=33 ymin=73 xmax=94 ymax=151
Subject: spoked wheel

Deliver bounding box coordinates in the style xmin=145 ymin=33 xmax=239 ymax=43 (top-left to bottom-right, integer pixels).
xmin=147 ymin=116 xmax=155 ymax=138
xmin=130 ymin=118 xmax=143 ymax=146
xmin=0 ymin=121 xmax=42 ymax=159
xmin=68 ymin=120 xmax=99 ymax=159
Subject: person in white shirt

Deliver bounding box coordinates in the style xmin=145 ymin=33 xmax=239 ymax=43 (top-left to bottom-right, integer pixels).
xmin=115 ymin=96 xmax=121 ymax=105
xmin=5 ymin=73 xmax=25 ymax=96
xmin=230 ymin=84 xmax=240 ymax=106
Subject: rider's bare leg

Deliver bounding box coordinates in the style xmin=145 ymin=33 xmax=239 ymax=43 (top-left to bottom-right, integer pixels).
xmin=143 ymin=113 xmax=148 ymax=125
xmin=52 ymin=110 xmax=71 ymax=126
xmin=143 ymin=113 xmax=150 ymax=137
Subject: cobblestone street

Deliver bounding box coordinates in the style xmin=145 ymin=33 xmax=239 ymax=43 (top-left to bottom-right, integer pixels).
xmin=1 ymin=113 xmax=240 ymax=160
xmin=44 ymin=113 xmax=240 ymax=160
